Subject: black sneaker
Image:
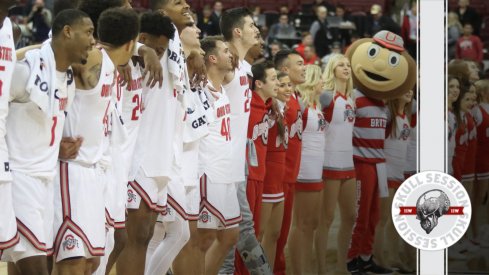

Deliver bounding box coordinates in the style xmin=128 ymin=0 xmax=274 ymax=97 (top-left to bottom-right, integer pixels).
xmin=358 ymin=256 xmax=393 ymax=274
xmin=347 ymin=257 xmax=368 ymax=275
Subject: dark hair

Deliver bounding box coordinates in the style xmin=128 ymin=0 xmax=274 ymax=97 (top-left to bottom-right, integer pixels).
xmin=140 ymin=11 xmax=175 ymax=39
xmin=220 ymin=7 xmax=252 ymax=41
xmin=201 ymin=36 xmax=223 ymax=64
xmin=52 ymin=9 xmax=90 ymax=37
xmin=452 ymin=81 xmax=472 ymax=130
xmin=251 ymin=60 xmax=275 ymax=90
xmin=277 ymin=71 xmax=288 ymax=79
xmin=98 ymin=8 xmax=139 ymax=47
xmin=274 ymin=49 xmax=291 ymax=70
xmin=78 ymin=0 xmax=123 ymax=39
xmin=150 ymin=0 xmax=170 ymax=10
xmin=53 ymin=0 xmax=80 ymax=17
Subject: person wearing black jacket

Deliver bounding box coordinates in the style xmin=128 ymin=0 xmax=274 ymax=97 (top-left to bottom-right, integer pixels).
xmin=456 ymin=0 xmax=481 ymax=37
xmin=365 ymin=4 xmax=401 ymax=37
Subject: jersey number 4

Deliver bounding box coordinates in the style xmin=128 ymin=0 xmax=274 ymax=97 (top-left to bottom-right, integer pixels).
xmin=221 ymin=117 xmax=231 ymax=141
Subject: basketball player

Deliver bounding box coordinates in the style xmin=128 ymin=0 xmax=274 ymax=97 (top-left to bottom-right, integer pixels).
xmin=273 ymin=49 xmax=306 ymax=275
xmin=145 ymin=21 xmax=205 ymax=275
xmin=51 ymin=8 xmax=139 ymax=274
xmin=0 ymin=0 xmax=21 ymax=261
xmin=217 ymin=8 xmax=274 ymax=275
xmin=104 ymin=12 xmax=175 ymax=275
xmin=3 ymin=9 xmax=95 ymax=275
xmin=197 ymin=36 xmax=238 ymax=275
xmin=117 ymin=0 xmax=190 ymax=273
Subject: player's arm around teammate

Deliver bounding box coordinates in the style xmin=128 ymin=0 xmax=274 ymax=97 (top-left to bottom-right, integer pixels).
xmin=314 ymin=54 xmax=357 ymax=275
xmin=52 ymin=8 xmax=138 ymax=275
xmin=287 ymin=64 xmax=326 ymax=275
xmin=3 ymin=9 xmax=95 ymax=275
xmin=0 ymin=0 xmax=24 ymax=268
xmin=116 ymin=2 xmax=181 ymax=274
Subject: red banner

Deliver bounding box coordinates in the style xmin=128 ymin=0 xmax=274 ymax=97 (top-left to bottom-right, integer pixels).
xmin=399 ymin=206 xmax=464 ymax=215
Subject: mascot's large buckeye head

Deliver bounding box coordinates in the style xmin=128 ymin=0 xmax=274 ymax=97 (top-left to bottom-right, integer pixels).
xmin=345 ymin=30 xmax=416 ymax=100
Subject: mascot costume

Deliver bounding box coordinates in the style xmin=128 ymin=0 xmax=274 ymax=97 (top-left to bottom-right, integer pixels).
xmin=344 ymin=30 xmax=416 ymax=274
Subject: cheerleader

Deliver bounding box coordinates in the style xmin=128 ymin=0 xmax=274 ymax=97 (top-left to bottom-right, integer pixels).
xmin=451 ymin=83 xmax=480 ymax=254
xmin=374 ymin=90 xmax=414 ymax=273
xmin=447 ymin=75 xmax=461 ymax=176
xmin=288 ymin=65 xmax=326 ymax=274
xmin=471 ymin=79 xmax=489 ymax=247
xmin=259 ymin=72 xmax=292 ymax=269
xmin=245 ymin=60 xmax=279 ymax=236
xmin=314 ymin=54 xmax=356 ymax=274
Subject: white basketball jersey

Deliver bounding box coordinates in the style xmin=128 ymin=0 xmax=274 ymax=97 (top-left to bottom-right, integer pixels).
xmin=7 ymin=52 xmax=74 ymax=179
xmin=120 ymin=60 xmax=143 ymax=180
xmin=133 ymin=51 xmax=182 ymax=180
xmin=0 ymin=18 xmax=15 ymax=181
xmin=223 ymin=60 xmax=251 ymax=182
xmin=63 ymin=49 xmax=115 ymax=166
xmin=385 ymin=114 xmax=411 ymax=182
xmin=199 ymin=84 xmax=233 ymax=184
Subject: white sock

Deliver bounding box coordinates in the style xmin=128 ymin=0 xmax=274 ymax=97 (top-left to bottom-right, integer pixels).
xmin=145 ymin=215 xmax=190 ymax=275
xmin=93 ymin=227 xmax=114 ymax=275
xmin=144 ymin=221 xmax=166 ymax=273
xmin=360 ymin=254 xmax=371 ymax=261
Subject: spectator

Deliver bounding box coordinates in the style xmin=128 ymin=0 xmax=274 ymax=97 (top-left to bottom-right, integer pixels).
xmin=295 ymin=32 xmax=314 ymax=58
xmin=197 ymin=4 xmax=220 ymax=37
xmin=268 ymin=14 xmax=297 ymax=40
xmin=212 ymin=1 xmax=223 ymax=18
xmin=252 ymin=6 xmax=266 ymax=29
xmin=53 ymin=0 xmax=80 ymax=16
xmin=25 ymin=0 xmax=52 ymax=43
xmin=313 ymin=0 xmax=335 ymax=16
xmin=401 ymin=0 xmax=417 ymax=59
xmin=448 ymin=12 xmax=463 ymax=60
xmin=268 ymin=41 xmax=283 ymax=60
xmin=456 ymin=0 xmax=481 ymax=37
xmin=311 ymin=6 xmax=333 ymax=58
xmin=321 ymin=41 xmax=342 ymax=69
xmin=456 ymin=23 xmax=483 ymax=64
xmin=331 ymin=4 xmax=354 ymax=48
xmin=279 ymin=5 xmax=289 ymax=15
xmin=303 ymin=46 xmax=319 ymax=65
xmin=365 ymin=4 xmax=401 ymax=37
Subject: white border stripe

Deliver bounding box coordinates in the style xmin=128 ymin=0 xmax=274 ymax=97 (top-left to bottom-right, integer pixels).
xmin=418 ymin=0 xmax=446 ymax=274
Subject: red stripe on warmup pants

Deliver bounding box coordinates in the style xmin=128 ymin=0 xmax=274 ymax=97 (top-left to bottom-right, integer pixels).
xmin=347 ymin=160 xmax=381 ymax=259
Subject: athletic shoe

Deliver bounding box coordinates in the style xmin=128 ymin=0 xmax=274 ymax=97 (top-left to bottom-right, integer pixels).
xmin=358 ymin=256 xmax=393 ymax=274
xmin=347 ymin=257 xmax=367 ymax=274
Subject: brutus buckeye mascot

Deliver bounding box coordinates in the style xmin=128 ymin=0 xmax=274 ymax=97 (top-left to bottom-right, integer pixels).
xmin=345 ymin=30 xmax=416 ymax=274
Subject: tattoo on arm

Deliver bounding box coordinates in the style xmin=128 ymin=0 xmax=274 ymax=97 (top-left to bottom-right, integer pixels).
xmin=85 ymin=63 xmax=101 ymax=89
